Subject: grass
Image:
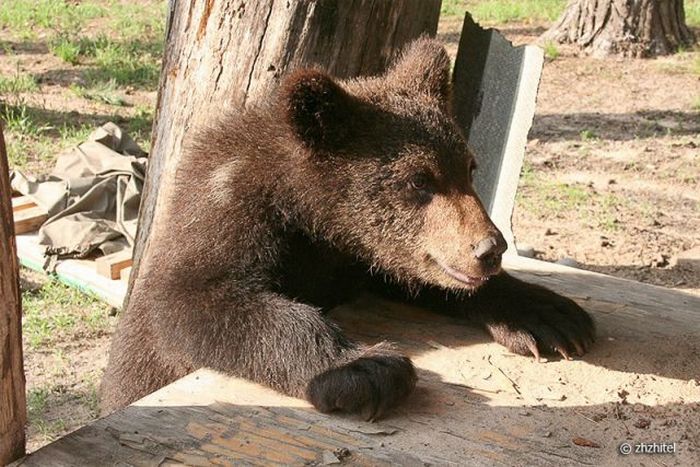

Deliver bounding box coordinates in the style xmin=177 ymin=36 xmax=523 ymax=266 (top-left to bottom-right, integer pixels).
xmin=517 ymin=168 xmax=627 ymax=231
xmin=0 ymin=0 xmax=105 ymax=40
xmin=22 ymin=276 xmax=112 ymax=350
xmin=687 ymin=0 xmax=700 ymax=27
xmin=580 ymin=129 xmax=598 ymax=141
xmin=693 ymin=96 xmax=700 ymax=111
xmin=25 ymin=380 xmax=101 ymax=446
xmin=0 ymin=1 xmax=162 ymax=173
xmin=440 ymin=0 xmax=700 ymax=26
xmin=1 ymin=0 xmax=165 ymax=90
xmin=49 ymin=35 xmax=82 ymax=65
xmin=0 ymin=70 xmax=38 ymax=93
xmin=441 ymin=0 xmax=566 ymax=23
xmin=543 ymin=41 xmax=560 ymax=60
xmin=70 ymin=80 xmax=126 ymax=106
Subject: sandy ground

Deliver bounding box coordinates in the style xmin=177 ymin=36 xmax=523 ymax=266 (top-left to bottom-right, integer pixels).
xmin=438 ymin=20 xmax=700 ymax=297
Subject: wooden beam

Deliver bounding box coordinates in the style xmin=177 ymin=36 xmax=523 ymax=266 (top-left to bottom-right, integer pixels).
xmin=119 ymin=266 xmax=131 ymax=283
xmin=95 ymin=250 xmax=133 ymax=280
xmin=13 ymin=205 xmax=48 ymax=235
xmin=0 ymin=125 xmax=26 ymax=464
xmin=11 ymin=196 xmax=37 ymax=213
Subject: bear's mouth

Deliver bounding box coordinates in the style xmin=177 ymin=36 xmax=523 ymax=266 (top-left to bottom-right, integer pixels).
xmin=431 ymin=257 xmax=491 ymax=288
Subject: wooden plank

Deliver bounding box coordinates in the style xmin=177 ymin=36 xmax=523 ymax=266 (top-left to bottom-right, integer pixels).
xmin=12 ymin=205 xmax=47 ymax=235
xmin=0 ymin=125 xmax=26 ymax=464
xmin=119 ymin=266 xmax=131 ymax=283
xmin=10 ymin=196 xmax=37 ymax=213
xmin=15 ymin=233 xmax=127 ymax=308
xmin=18 ymin=256 xmax=700 ymax=466
xmin=95 ymin=250 xmax=133 ymax=280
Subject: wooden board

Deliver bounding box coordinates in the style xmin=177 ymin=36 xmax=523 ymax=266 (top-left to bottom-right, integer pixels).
xmin=15 ymin=233 xmax=127 ymax=308
xmin=120 ymin=266 xmax=132 ymax=283
xmin=95 ymin=250 xmax=133 ymax=280
xmin=12 ymin=205 xmax=48 ymax=235
xmin=11 ymin=196 xmax=37 ymax=213
xmin=16 ymin=256 xmax=700 ymax=466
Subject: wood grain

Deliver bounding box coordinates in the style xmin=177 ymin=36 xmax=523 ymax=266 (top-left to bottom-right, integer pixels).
xmin=10 ymin=196 xmax=36 ymax=213
xmin=95 ymin=250 xmax=133 ymax=280
xmin=0 ymin=125 xmax=27 ymax=464
xmin=17 ymin=255 xmax=700 ymax=466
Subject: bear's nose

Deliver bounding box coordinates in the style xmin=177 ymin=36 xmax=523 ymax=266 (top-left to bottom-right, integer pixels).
xmin=472 ymin=235 xmax=507 ymax=266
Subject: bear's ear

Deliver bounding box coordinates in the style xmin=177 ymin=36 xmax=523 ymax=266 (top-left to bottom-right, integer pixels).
xmin=282 ymin=69 xmax=356 ymax=151
xmin=387 ymin=37 xmax=451 ymax=106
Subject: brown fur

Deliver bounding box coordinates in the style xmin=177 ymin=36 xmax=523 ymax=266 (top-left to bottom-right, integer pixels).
xmin=101 ymin=38 xmax=594 ymax=418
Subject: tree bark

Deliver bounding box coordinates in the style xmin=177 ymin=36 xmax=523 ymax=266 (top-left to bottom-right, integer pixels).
xmin=0 ymin=125 xmax=27 ymax=464
xmin=542 ymin=0 xmax=696 ymax=57
xmin=127 ymin=0 xmax=441 ymax=304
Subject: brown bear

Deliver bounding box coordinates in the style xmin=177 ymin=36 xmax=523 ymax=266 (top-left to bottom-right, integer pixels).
xmin=100 ymin=37 xmax=594 ymax=420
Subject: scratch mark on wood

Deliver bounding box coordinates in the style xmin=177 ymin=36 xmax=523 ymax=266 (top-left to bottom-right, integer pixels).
xmin=197 ymin=0 xmax=215 ymax=41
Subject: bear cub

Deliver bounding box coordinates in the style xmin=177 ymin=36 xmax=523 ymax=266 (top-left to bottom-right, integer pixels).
xmin=101 ymin=38 xmax=594 ymax=420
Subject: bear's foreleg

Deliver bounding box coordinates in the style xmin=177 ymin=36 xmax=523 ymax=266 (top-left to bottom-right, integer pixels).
xmin=462 ymin=272 xmax=596 ymax=360
xmin=150 ymin=286 xmax=416 ymax=420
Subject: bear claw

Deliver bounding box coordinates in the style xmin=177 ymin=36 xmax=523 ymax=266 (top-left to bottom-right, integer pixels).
xmin=483 ymin=289 xmax=595 ymax=361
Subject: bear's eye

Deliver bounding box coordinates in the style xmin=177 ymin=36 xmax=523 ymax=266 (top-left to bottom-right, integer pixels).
xmin=410 ymin=173 xmax=432 ymax=192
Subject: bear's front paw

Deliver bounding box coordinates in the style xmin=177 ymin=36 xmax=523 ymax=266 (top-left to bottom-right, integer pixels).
xmin=306 ymin=344 xmax=416 ymax=421
xmin=483 ymin=286 xmax=595 ymax=361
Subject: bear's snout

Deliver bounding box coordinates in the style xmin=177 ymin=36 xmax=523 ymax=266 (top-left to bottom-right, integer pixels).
xmin=472 ymin=233 xmax=507 ymax=272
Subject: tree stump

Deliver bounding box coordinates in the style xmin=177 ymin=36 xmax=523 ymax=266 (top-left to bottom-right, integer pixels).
xmin=541 ymin=0 xmax=696 ymax=57
xmin=128 ymin=0 xmax=442 ymax=303
xmin=0 ymin=125 xmax=27 ymax=464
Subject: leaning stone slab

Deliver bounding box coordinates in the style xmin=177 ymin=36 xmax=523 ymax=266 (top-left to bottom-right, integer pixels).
xmin=452 ymin=13 xmax=544 ymax=253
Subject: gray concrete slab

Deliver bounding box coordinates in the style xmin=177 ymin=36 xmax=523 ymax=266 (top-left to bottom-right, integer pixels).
xmin=452 ymin=13 xmax=544 ymax=252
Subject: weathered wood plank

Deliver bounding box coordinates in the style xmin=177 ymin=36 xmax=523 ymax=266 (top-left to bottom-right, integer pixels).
xmin=10 ymin=195 xmax=37 ymax=213
xmin=120 ymin=266 xmax=132 ymax=283
xmin=16 ymin=233 xmax=127 ymax=308
xmin=18 ymin=255 xmax=700 ymax=466
xmin=95 ymin=250 xmax=133 ymax=280
xmin=0 ymin=125 xmax=26 ymax=464
xmin=12 ymin=205 xmax=48 ymax=235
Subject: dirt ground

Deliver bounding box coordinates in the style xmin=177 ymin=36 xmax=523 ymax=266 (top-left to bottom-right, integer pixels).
xmin=3 ymin=8 xmax=699 ymax=456
xmin=439 ymin=19 xmax=700 ymax=296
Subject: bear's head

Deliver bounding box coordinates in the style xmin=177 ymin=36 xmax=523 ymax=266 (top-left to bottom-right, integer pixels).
xmin=281 ymin=37 xmax=507 ymax=291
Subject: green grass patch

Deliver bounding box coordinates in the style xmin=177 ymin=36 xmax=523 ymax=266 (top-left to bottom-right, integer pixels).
xmin=693 ymin=96 xmax=700 ymax=111
xmin=691 ymin=53 xmax=700 ymax=76
xmin=0 ymin=0 xmax=105 ymax=40
xmin=580 ymin=129 xmax=598 ymax=141
xmin=49 ymin=35 xmax=82 ymax=65
xmin=0 ymin=103 xmax=49 ymax=136
xmin=84 ymin=41 xmax=161 ymax=89
xmin=442 ymin=0 xmax=566 ymax=23
xmin=543 ymin=41 xmax=560 ymax=60
xmin=687 ymin=0 xmax=700 ymax=27
xmin=2 ymin=1 xmax=165 ymax=89
xmin=22 ymin=277 xmax=111 ymax=349
xmin=70 ymin=79 xmax=126 ymax=106
xmin=0 ymin=71 xmax=38 ymax=94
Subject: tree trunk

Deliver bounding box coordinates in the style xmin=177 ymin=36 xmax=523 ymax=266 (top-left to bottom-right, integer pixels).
xmin=542 ymin=0 xmax=696 ymax=57
xmin=127 ymin=0 xmax=441 ymax=304
xmin=0 ymin=125 xmax=27 ymax=464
